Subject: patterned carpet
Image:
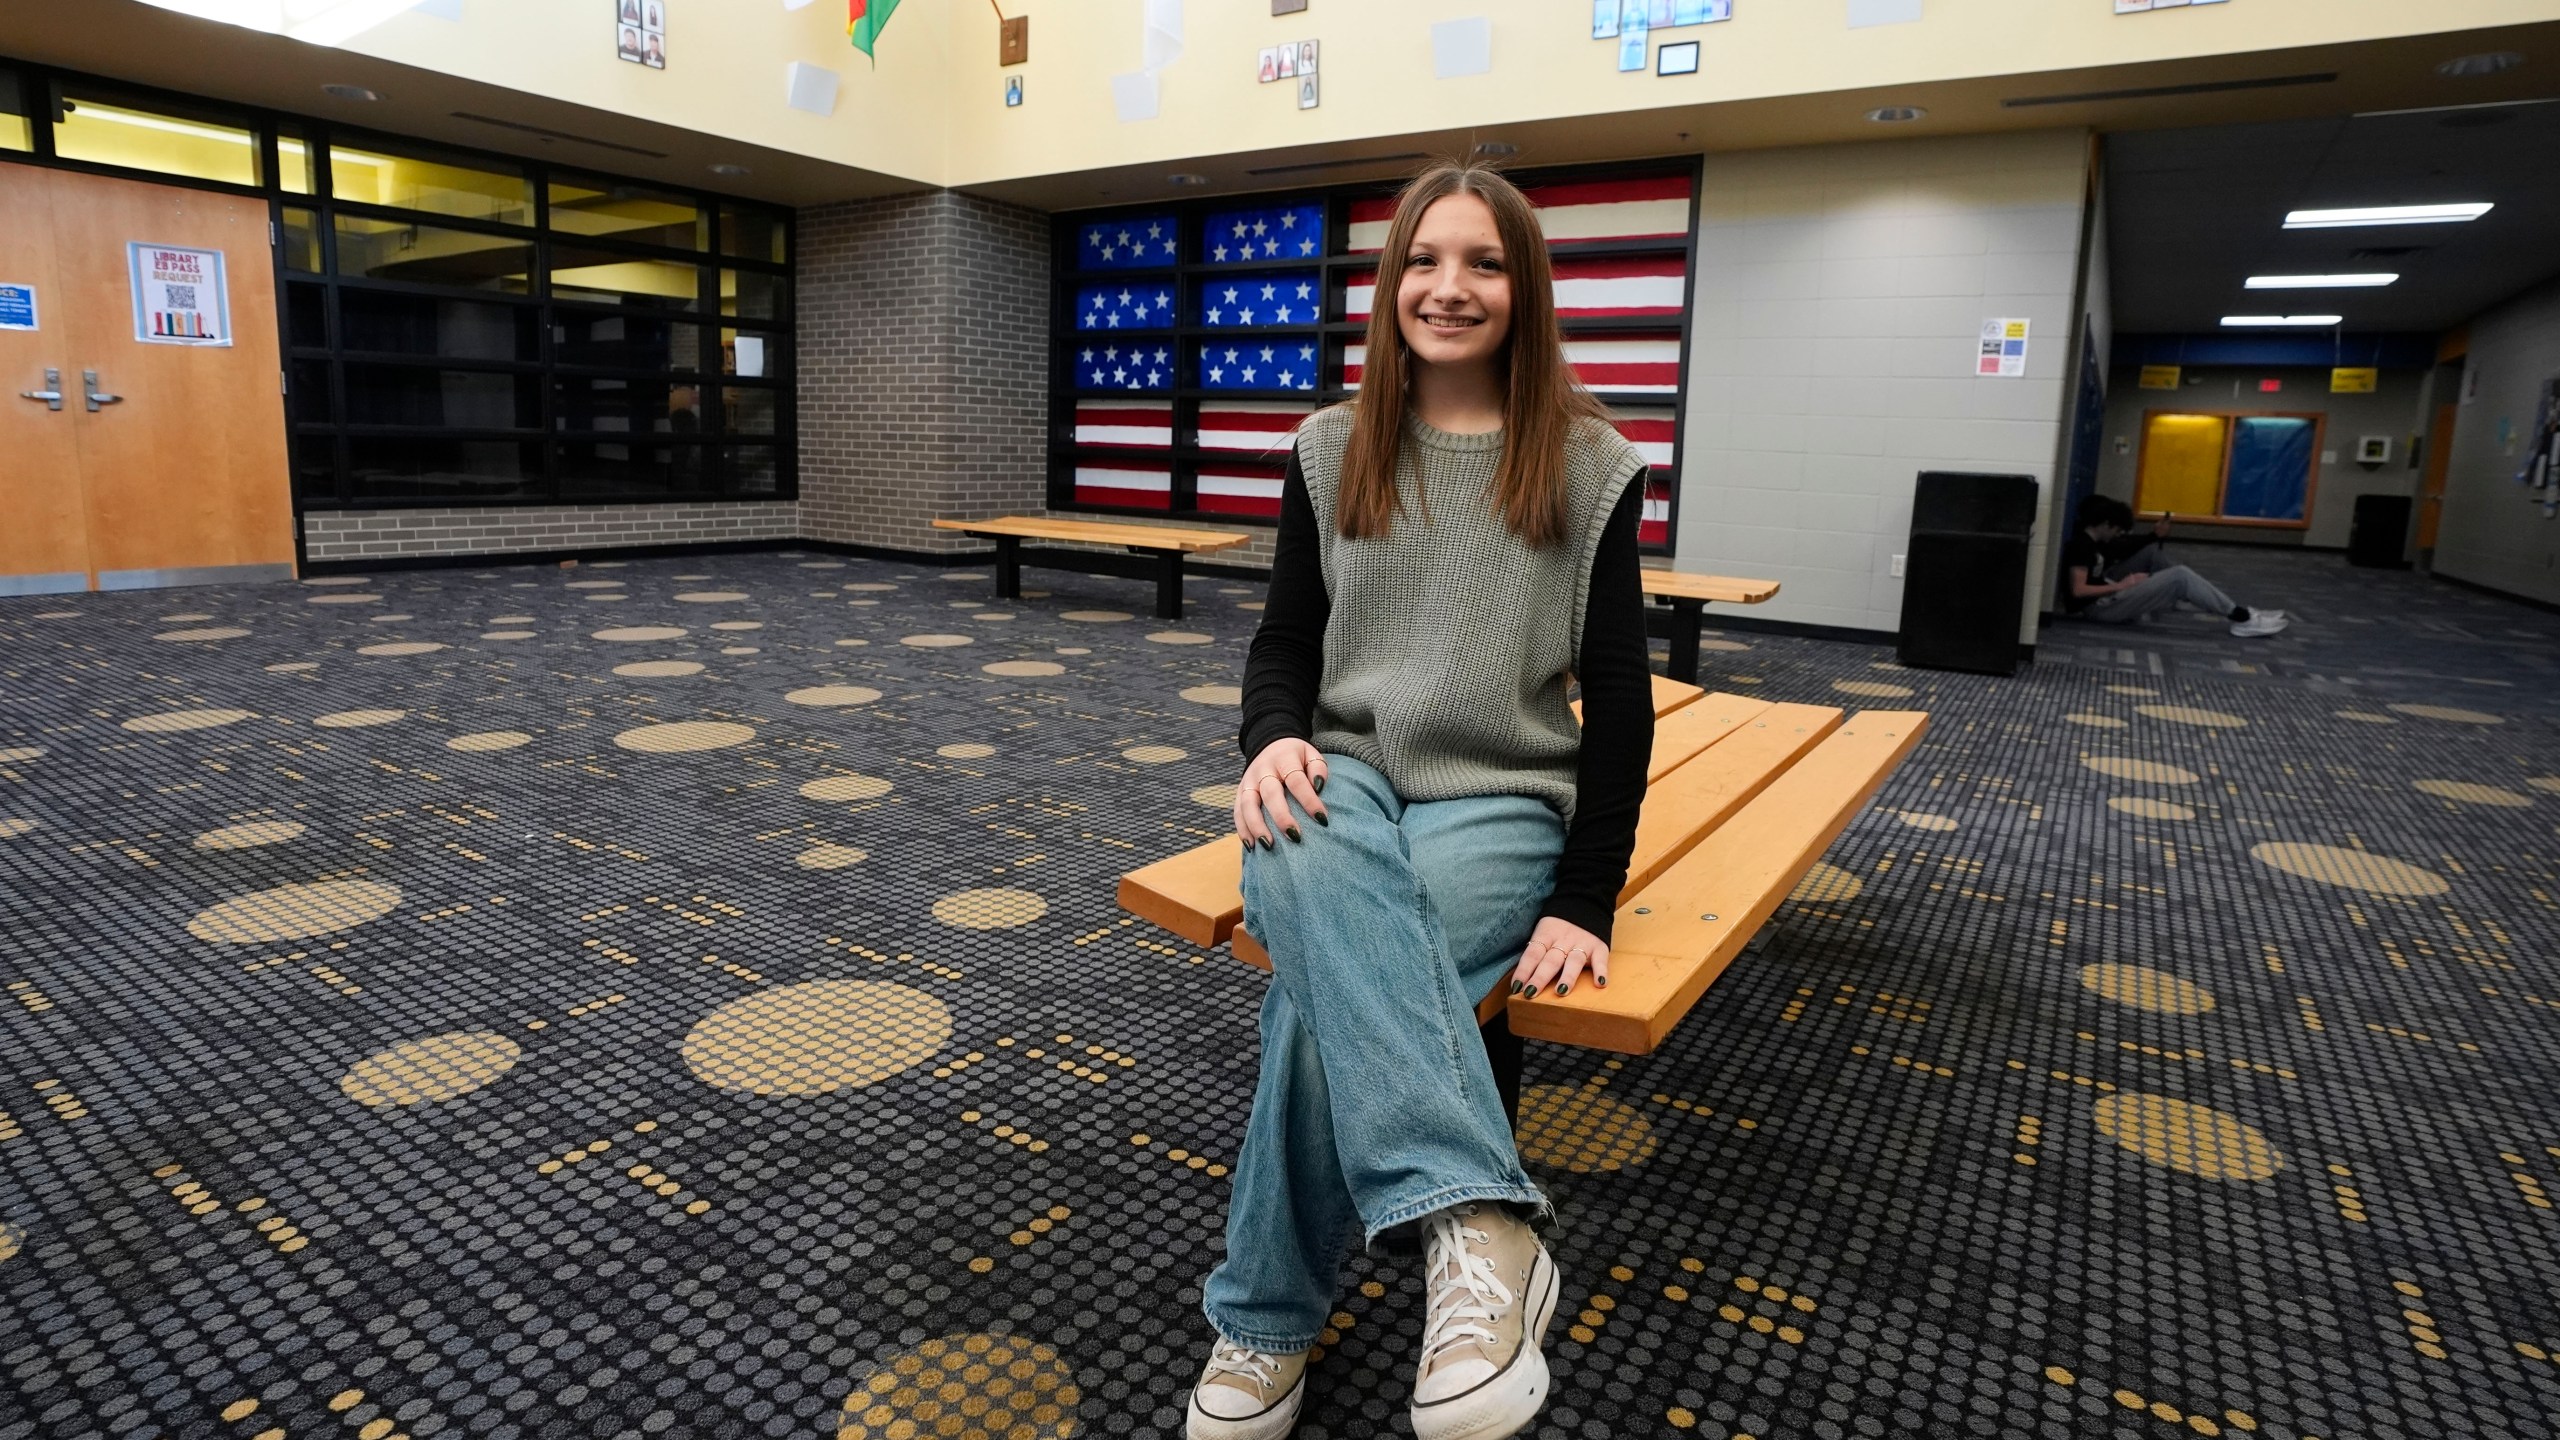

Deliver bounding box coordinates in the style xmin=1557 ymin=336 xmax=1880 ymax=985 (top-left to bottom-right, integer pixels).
xmin=1 ymin=543 xmax=2556 ymax=1440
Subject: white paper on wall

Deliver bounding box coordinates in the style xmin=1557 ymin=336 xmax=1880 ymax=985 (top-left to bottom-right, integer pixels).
xmin=1143 ymin=0 xmax=1184 ymax=71
xmin=1431 ymin=17 xmax=1492 ymax=78
xmin=1847 ymin=0 xmax=1923 ymax=27
xmin=1111 ymin=70 xmax=1161 ymax=123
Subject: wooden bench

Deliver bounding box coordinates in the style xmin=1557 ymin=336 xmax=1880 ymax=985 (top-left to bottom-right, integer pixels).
xmin=1641 ymin=570 xmax=1781 ymax=686
xmin=1117 ymin=675 xmax=1927 ymax=1062
xmin=931 ymin=515 xmax=1254 ymax=620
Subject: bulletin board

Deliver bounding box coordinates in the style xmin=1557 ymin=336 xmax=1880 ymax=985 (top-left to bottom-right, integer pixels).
xmin=2133 ymin=409 xmax=2324 ymax=529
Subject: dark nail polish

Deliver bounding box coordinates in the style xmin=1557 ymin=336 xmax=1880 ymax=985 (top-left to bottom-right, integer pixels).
xmin=1511 ymin=982 xmax=1526 ymax=996
xmin=1521 ymin=984 xmax=1539 ymax=999
xmin=1314 ymin=812 xmax=1329 ymax=827
xmin=1557 ymin=983 xmax=1570 ymax=996
xmin=1285 ymin=826 xmax=1301 ymax=843
xmin=1595 ymin=976 xmax=1608 ymax=989
xmin=1260 ymin=834 xmax=1275 ymax=850
xmin=1312 ymin=775 xmax=1325 ymax=793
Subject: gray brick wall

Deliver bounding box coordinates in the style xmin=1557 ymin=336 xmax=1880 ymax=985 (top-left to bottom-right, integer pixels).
xmin=300 ymin=502 xmax=800 ymax=563
xmin=798 ymin=191 xmax=1050 ymax=553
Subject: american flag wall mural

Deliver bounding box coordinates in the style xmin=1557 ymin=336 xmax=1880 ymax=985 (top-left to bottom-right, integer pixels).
xmin=1054 ymin=165 xmax=1694 ymax=549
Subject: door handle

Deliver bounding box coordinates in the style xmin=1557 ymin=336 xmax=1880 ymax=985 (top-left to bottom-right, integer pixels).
xmin=17 ymin=368 xmax=63 ymax=411
xmin=82 ymin=370 xmax=123 ymax=412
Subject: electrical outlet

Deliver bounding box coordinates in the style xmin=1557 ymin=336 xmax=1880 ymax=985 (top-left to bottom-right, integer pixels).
xmin=1890 ymin=554 xmax=1906 ymax=578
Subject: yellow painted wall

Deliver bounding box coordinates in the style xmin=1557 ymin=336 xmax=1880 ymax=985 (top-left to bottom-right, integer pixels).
xmin=346 ymin=0 xmax=2556 ymax=190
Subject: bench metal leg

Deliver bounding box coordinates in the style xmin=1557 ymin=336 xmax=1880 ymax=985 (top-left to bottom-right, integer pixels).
xmin=993 ymin=535 xmax=1022 ymax=601
xmin=1153 ymin=550 xmax=1184 ymax=620
xmin=1664 ymin=597 xmax=1704 ymax=684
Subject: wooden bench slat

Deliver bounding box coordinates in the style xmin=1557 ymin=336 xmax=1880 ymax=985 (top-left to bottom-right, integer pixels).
xmin=1640 ymin=571 xmax=1782 ymax=605
xmin=930 ymin=516 xmax=1253 ymax=553
xmin=1508 ymin=710 xmax=1930 ymax=1054
xmin=1621 ymin=701 xmax=1842 ymax=900
xmin=1637 ymin=693 xmax=1768 ymax=785
xmin=1574 ymin=673 xmax=1706 ymax=725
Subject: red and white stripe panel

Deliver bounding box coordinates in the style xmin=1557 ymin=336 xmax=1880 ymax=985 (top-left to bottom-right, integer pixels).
xmin=1073 ymin=399 xmax=1174 ymax=449
xmin=1640 ymin=478 xmax=1672 ymax=548
xmin=1198 ymin=400 xmax=1314 ymax=456
xmin=1196 ymin=465 xmax=1286 ymax=518
xmin=1344 ymin=259 xmax=1682 ymax=323
xmin=1611 ymin=407 xmax=1677 ymax=471
xmin=1346 ymin=174 xmax=1691 ymax=252
xmin=1567 ymin=333 xmax=1680 ymax=393
xmin=1342 ymin=342 xmax=1366 ymax=390
xmin=1072 ymin=464 xmax=1171 ymax=510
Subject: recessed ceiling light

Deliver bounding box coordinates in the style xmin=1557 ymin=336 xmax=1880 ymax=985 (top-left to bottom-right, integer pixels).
xmin=1166 ymin=172 xmax=1208 ymax=186
xmin=1472 ymin=141 xmax=1518 ymax=157
xmin=2221 ymin=315 xmax=2345 ymax=328
xmin=1865 ymin=106 xmax=1926 ymax=123
xmin=709 ymin=162 xmax=751 ymax=177
xmin=2284 ymin=203 xmax=2492 ymax=228
xmin=321 ymin=83 xmax=382 ymax=102
xmin=2245 ymin=273 xmax=2399 ymax=289
xmin=2436 ymin=51 xmax=2525 ymax=78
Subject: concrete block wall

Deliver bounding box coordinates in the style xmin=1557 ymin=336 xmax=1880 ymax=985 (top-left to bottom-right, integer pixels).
xmin=300 ymin=502 xmax=800 ymax=563
xmin=798 ymin=190 xmax=1050 ymax=553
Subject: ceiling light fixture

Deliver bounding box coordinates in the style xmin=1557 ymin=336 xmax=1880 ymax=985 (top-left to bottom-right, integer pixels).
xmin=2244 ymin=273 xmax=2399 ymax=289
xmin=2436 ymin=51 xmax=2525 ymax=77
xmin=2283 ymin=203 xmax=2492 ymax=228
xmin=2221 ymin=315 xmax=2344 ymax=328
xmin=321 ymin=83 xmax=382 ymax=102
xmin=136 ymin=0 xmax=424 ymax=48
xmin=709 ymin=162 xmax=751 ymax=177
xmin=1166 ymin=172 xmax=1208 ymax=186
xmin=1865 ymin=106 xmax=1926 ymax=123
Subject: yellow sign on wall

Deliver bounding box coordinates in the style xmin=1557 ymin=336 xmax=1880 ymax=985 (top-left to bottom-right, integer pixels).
xmin=2331 ymin=367 xmax=2378 ymax=393
xmin=2138 ymin=365 xmax=2181 ymax=390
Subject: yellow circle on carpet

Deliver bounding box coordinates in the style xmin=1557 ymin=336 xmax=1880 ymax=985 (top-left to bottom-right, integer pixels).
xmin=2082 ymin=756 xmax=2198 ymax=785
xmin=798 ymin=843 xmax=869 ymax=869
xmin=902 ymin=634 xmax=974 ymax=648
xmin=847 ymin=582 xmax=897 ymax=592
xmin=938 ymin=743 xmax=997 ymax=759
xmin=1191 ymin=784 xmax=1237 ymax=807
xmin=675 ymin=591 xmax=750 ymax=603
xmin=712 ymin=620 xmax=764 ymax=631
xmin=341 ymin=1031 xmax=522 ymax=1107
xmin=2092 ymin=1093 xmax=2282 ymax=1181
xmin=122 ymin=709 xmax=254 ymax=733
xmin=1896 ymin=812 xmax=1957 ymax=831
xmin=933 ymin=888 xmax=1047 ymax=929
xmin=156 ymin=627 xmax=250 ymax=642
xmin=1122 ymin=745 xmax=1187 ymax=764
xmin=2065 ymin=713 xmax=2130 ymax=730
xmin=195 ymin=820 xmax=306 ymax=850
xmin=2414 ymin=779 xmax=2531 ymax=807
xmin=594 ymin=626 xmax=688 ymax=642
xmin=315 ymin=709 xmax=404 ymax=728
xmin=490 ymin=615 xmax=534 ymax=624
xmin=189 ymin=880 xmax=402 ymax=942
xmin=448 ymin=731 xmax=532 ymax=752
xmin=1701 ymin=638 xmax=1751 ymax=652
xmin=787 ymin=685 xmax=884 ymax=706
xmin=614 ymin=721 xmax=755 ymax=752
xmin=0 ymin=1221 xmax=20 ymax=1264
xmin=0 ymin=819 xmax=35 ymax=839
xmin=2107 ymin=685 xmax=2156 ymax=697
xmin=1833 ymin=679 xmax=1915 ymax=699
xmin=2136 ymin=704 xmax=2246 ymax=729
xmin=565 ymin=579 xmax=622 ymax=589
xmin=358 ymin=642 xmax=445 ymax=657
xmin=303 ymin=576 xmax=369 ymax=586
xmin=480 ymin=631 xmax=536 ymax=641
xmin=306 ymin=593 xmax=380 ymax=604
xmin=617 ymin=661 xmax=705 ymax=678
xmin=684 ymin=980 xmax=950 ymax=1095
xmin=1148 ymin=631 xmax=1213 ymax=645
xmin=1062 ymin=610 xmax=1132 ymax=623
xmin=837 ymin=1333 xmax=1080 ymax=1440
xmin=984 ymin=660 xmax=1064 ymax=678
xmin=0 ymin=747 xmax=42 ymax=762
xmin=2251 ymin=842 xmax=2448 ymax=897
xmin=2387 ymin=703 xmax=2502 ymax=725
xmin=1515 ymin=1085 xmax=1658 ymax=1174
xmin=267 ymin=662 xmax=318 ymax=672
xmin=2080 ymin=964 xmax=2216 ymax=1015
xmin=2107 ymin=796 xmax=2195 ymax=820
xmin=1790 ymin=862 xmax=1863 ymax=904
xmin=2334 ymin=711 xmax=2396 ymax=725
xmin=1181 ymin=685 xmax=1243 ymax=705
xmin=801 ymin=774 xmax=894 ymax=801
xmin=2530 ymin=776 xmax=2560 ymax=795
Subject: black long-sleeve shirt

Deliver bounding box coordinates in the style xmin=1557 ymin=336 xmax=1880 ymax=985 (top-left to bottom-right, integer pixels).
xmin=1238 ymin=450 xmax=1653 ymax=944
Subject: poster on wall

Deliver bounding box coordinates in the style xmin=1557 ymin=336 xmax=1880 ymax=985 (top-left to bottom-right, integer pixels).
xmin=128 ymin=243 xmax=230 ymax=347
xmin=0 ymin=282 xmax=35 ymax=331
xmin=618 ymin=0 xmax=665 ymax=68
xmin=1976 ymin=317 xmax=2028 ymax=377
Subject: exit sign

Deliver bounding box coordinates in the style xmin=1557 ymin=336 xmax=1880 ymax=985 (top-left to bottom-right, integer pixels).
xmin=2258 ymin=378 xmax=2283 ymax=393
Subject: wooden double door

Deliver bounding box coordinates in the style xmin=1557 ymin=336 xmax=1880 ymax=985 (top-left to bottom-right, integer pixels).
xmin=1 ymin=164 xmax=293 ymax=595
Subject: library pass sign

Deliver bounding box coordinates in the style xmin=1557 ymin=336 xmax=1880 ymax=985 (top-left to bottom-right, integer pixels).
xmin=128 ymin=243 xmax=232 ymax=347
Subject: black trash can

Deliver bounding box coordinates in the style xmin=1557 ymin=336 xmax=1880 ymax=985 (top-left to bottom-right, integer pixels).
xmin=1897 ymin=470 xmax=2037 ymax=677
xmin=2348 ymin=493 xmax=2413 ymax=569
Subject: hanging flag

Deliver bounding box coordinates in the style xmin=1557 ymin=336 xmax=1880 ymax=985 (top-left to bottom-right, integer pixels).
xmin=1077 ymin=215 xmax=1181 ymax=270
xmin=1071 ymin=341 xmax=1175 ymax=393
xmin=1193 ymin=271 xmax=1322 ymax=327
xmin=849 ymin=0 xmax=900 ymax=60
xmin=1566 ymin=333 xmax=1682 ymax=392
xmin=1198 ymin=399 xmax=1314 ymax=455
xmin=1073 ymin=463 xmax=1172 ymax=510
xmin=1197 ymin=464 xmax=1287 ymax=518
xmin=1347 ymin=173 xmax=1692 ymax=251
xmin=1610 ymin=407 xmax=1677 ymax=470
xmin=1199 ymin=337 xmax=1320 ymax=392
xmin=1638 ymin=478 xmax=1673 ymax=548
xmin=1203 ymin=201 xmax=1326 ymax=263
xmin=1343 ymin=266 xmax=1684 ymax=324
xmin=1073 ymin=399 xmax=1173 ymax=448
xmin=1075 ymin=280 xmax=1178 ymax=332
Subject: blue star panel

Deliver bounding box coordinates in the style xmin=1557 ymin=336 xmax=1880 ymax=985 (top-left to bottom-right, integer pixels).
xmin=1202 ymin=201 xmax=1325 ymax=265
xmin=1191 ymin=271 xmax=1322 ymax=329
xmin=1072 ymin=340 xmax=1176 ymax=393
xmin=1195 ymin=336 xmax=1321 ymax=393
xmin=1076 ymin=215 xmax=1180 ymax=270
xmin=1074 ymin=281 xmax=1178 ymax=333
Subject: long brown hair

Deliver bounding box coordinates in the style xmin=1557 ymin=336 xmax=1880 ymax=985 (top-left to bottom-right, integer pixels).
xmin=1333 ymin=160 xmax=1611 ymax=548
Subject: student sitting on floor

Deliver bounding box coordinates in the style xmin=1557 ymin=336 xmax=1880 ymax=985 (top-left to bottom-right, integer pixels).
xmin=2061 ymin=495 xmax=2290 ymax=637
xmin=1187 ymin=160 xmax=1654 ymax=1440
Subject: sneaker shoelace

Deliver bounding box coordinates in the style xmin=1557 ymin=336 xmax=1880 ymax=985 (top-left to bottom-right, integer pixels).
xmin=1419 ymin=1212 xmax=1516 ymax=1365
xmin=1204 ymin=1340 xmax=1282 ymax=1392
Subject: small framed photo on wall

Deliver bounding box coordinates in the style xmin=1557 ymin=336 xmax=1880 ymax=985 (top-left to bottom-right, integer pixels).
xmin=1657 ymin=40 xmax=1699 ymax=74
xmin=1299 ymin=73 xmax=1320 ymax=109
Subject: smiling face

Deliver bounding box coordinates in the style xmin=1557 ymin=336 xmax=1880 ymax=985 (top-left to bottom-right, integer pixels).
xmin=1395 ymin=193 xmax=1513 ymax=374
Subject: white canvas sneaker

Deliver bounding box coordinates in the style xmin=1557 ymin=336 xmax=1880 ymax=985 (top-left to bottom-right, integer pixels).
xmin=2231 ymin=611 xmax=2291 ymax=638
xmin=1409 ymin=1203 xmax=1559 ymax=1440
xmin=1187 ymin=1339 xmax=1308 ymax=1440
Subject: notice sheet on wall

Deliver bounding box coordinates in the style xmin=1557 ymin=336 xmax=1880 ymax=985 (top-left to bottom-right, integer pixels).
xmin=0 ymin=282 xmax=35 ymax=332
xmin=1977 ymin=317 xmax=2028 ymax=377
xmin=128 ymin=243 xmax=231 ymax=347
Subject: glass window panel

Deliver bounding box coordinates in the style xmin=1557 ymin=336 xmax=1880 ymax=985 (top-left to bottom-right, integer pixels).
xmin=330 ymin=141 xmax=531 ymax=224
xmin=549 ymin=177 xmax=701 ymax=249
xmin=338 ymin=290 xmax=539 ymax=362
xmin=721 ymin=270 xmax=788 ymax=322
xmin=276 ymin=128 xmax=315 ymax=195
xmin=554 ymin=376 xmax=702 ymax=436
xmin=343 ymin=364 xmax=540 ymax=430
xmin=720 ymin=444 xmax=779 ymax=496
xmin=721 ymin=327 xmax=783 ymax=378
xmin=285 ymin=283 xmax=328 ymax=349
xmin=719 ymin=206 xmax=787 ymax=263
xmin=550 ymin=248 xmax=701 ymax=310
xmin=557 ymin=440 xmax=702 ymax=498
xmin=280 ymin=207 xmax=323 ymax=273
xmin=289 ymin=359 xmax=334 ymax=426
xmin=555 ymin=314 xmax=705 ymax=372
xmin=721 ymin=385 xmax=778 ymax=436
xmin=335 ymin=215 xmax=534 ymax=293
xmin=347 ymin=437 xmax=543 ymax=501
xmin=293 ymin=434 xmax=339 ymax=502
xmin=52 ymin=93 xmax=257 ymax=186
xmin=0 ymin=72 xmax=29 ymax=153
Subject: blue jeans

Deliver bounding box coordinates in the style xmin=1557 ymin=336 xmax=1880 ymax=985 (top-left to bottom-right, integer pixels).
xmin=1202 ymin=754 xmax=1562 ymax=1353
